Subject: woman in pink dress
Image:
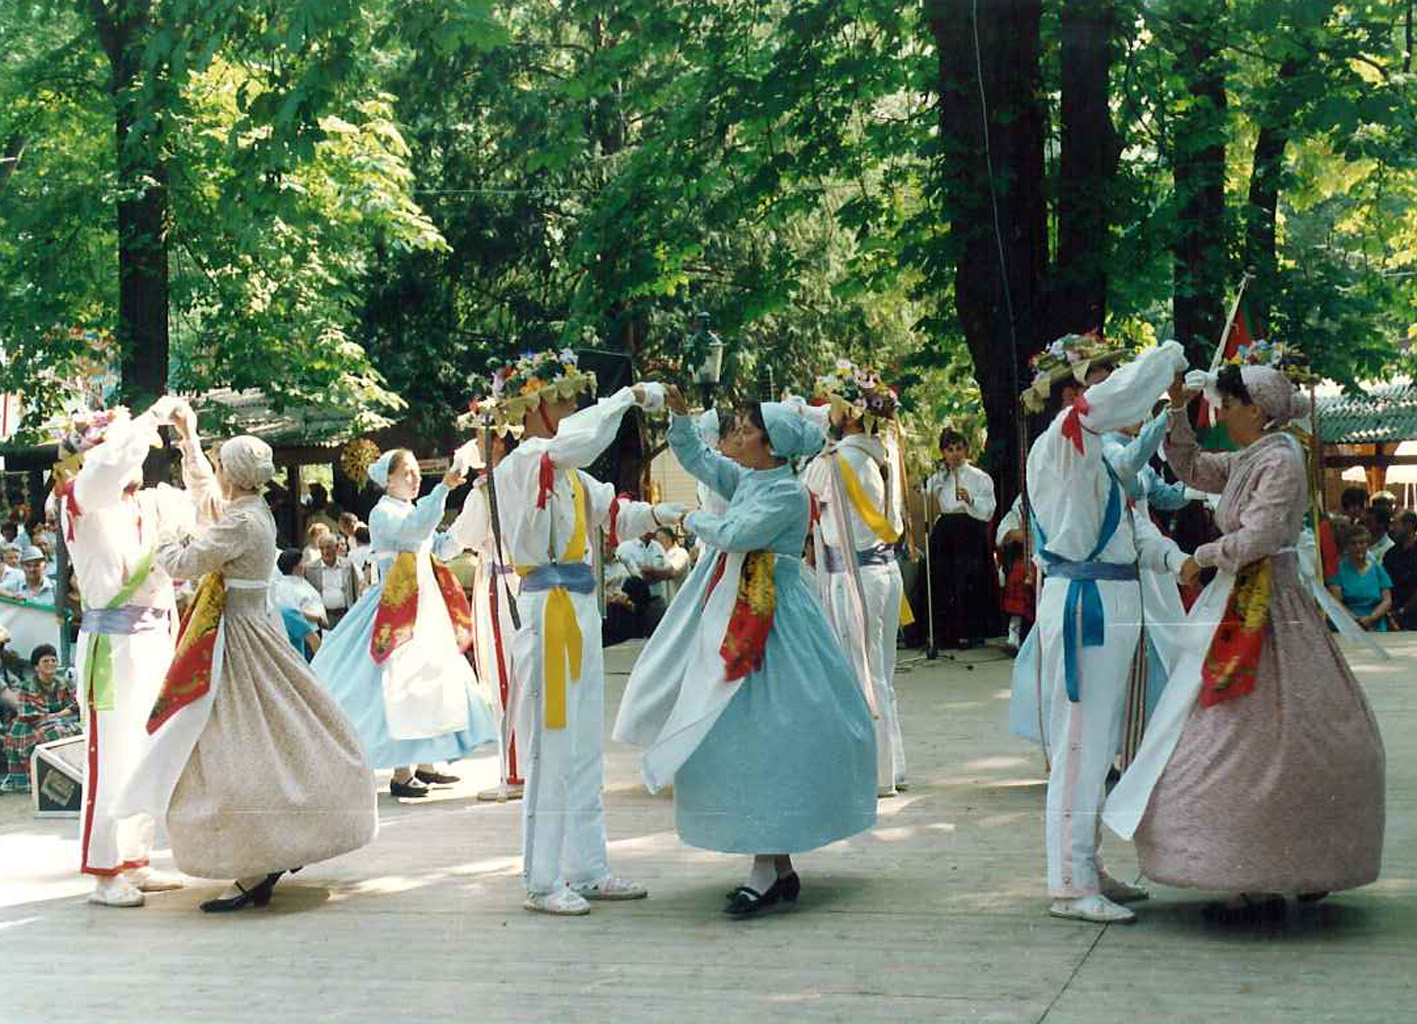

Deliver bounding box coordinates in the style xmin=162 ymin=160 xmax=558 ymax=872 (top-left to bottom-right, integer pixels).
xmin=1106 ymin=360 xmax=1385 ymax=915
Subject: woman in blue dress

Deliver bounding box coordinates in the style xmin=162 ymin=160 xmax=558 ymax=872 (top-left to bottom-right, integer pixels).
xmin=311 ymin=449 xmax=496 ymax=798
xmin=1327 ymin=521 xmax=1393 ymax=631
xmin=616 ymin=388 xmax=876 ymax=916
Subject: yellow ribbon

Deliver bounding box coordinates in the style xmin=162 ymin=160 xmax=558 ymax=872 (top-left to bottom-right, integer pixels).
xmin=531 ymin=469 xmax=590 ymax=730
xmin=837 ymin=453 xmax=901 ymax=545
xmin=836 ymin=455 xmax=914 ymax=625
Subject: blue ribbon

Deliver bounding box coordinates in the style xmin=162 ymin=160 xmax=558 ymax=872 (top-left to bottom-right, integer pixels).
xmin=81 ymin=604 xmax=170 ymax=636
xmin=519 ymin=561 xmax=597 ymax=595
xmin=1031 ymin=464 xmax=1132 ymax=702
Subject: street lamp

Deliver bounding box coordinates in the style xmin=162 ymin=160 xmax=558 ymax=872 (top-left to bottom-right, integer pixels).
xmin=690 ymin=312 xmax=726 ymax=409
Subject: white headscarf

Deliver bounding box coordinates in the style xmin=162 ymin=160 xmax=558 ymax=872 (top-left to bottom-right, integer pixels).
xmin=219 ymin=436 xmax=276 ymax=490
xmin=367 ymin=450 xmax=398 ymax=491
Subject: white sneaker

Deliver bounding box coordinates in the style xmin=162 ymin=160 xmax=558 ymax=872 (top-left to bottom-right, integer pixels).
xmin=126 ymin=867 xmax=184 ymax=893
xmin=89 ymin=876 xmax=145 ymax=908
xmin=524 ymin=889 xmax=591 ymax=916
xmin=570 ymin=876 xmax=648 ymax=901
xmin=1049 ymin=894 xmax=1136 ymax=924
xmin=877 ymin=785 xmax=898 ymax=798
xmin=1099 ymin=872 xmax=1150 ymax=905
xmin=894 ymin=780 xmax=910 ymax=792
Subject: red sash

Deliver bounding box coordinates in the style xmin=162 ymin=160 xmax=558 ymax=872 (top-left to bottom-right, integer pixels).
xmin=1200 ymin=558 xmax=1271 ymax=707
xmin=720 ymin=552 xmax=776 ymax=682
xmin=148 ymin=574 xmax=225 ymax=732
xmin=372 ymin=552 xmax=475 ymax=663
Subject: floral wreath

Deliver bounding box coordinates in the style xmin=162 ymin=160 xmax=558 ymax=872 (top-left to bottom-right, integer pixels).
xmin=49 ymin=406 xmax=133 ymax=494
xmin=813 ymin=359 xmax=900 ymax=434
xmin=340 ymin=438 xmax=382 ymax=486
xmin=1225 ymin=339 xmax=1316 ymax=385
xmin=481 ymin=348 xmax=597 ymax=429
xmin=1020 ymin=330 xmax=1131 ymax=413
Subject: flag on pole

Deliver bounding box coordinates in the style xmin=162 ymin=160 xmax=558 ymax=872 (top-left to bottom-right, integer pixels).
xmin=1196 ymin=302 xmax=1255 ymax=451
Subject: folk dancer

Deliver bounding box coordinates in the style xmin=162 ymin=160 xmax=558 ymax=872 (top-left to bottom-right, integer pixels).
xmin=116 ymin=436 xmax=377 ymax=912
xmin=480 ymin=349 xmax=680 ymax=916
xmin=801 ymin=361 xmax=910 ymax=797
xmin=922 ymin=429 xmax=998 ymax=649
xmin=311 ymin=448 xmax=496 ymax=799
xmin=1107 ymin=355 xmax=1385 ymax=916
xmin=54 ymin=398 xmax=205 ymax=906
xmin=1020 ymin=335 xmax=1198 ymax=923
xmin=615 ymin=388 xmax=876 ymax=916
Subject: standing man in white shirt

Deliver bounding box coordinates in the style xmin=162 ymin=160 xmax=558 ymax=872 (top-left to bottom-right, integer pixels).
xmin=305 ymin=532 xmax=359 ymax=627
xmin=923 ymin=429 xmax=998 ymax=650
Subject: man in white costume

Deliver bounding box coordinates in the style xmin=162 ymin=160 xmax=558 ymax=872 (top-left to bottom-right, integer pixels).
xmin=1022 ymin=336 xmax=1198 ymax=924
xmin=55 ymin=398 xmax=210 ymax=907
xmin=802 ymin=361 xmax=909 ymax=797
xmin=479 ymin=350 xmax=680 ymax=916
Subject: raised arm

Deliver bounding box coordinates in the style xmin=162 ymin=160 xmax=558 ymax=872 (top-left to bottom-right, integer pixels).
xmin=156 ymin=516 xmax=248 ymax=581
xmin=684 ymin=480 xmax=798 ymax=554
xmin=542 ymin=387 xmax=647 ymax=470
xmin=445 ymin=480 xmax=492 ymax=554
xmin=1163 ymin=407 xmax=1233 ymax=494
xmin=380 ymin=484 xmax=453 ymax=550
xmin=71 ymin=402 xmax=172 ymax=513
xmin=1140 ymin=465 xmax=1191 ymax=512
xmin=668 ymin=412 xmax=744 ymax=502
xmin=1077 ymin=341 xmax=1188 ymax=434
xmin=1193 ymin=439 xmax=1305 ymax=575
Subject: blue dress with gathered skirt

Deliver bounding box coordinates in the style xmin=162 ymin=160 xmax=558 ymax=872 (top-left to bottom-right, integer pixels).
xmin=310 ymin=483 xmax=496 ymax=769
xmin=667 ymin=417 xmax=877 ymax=854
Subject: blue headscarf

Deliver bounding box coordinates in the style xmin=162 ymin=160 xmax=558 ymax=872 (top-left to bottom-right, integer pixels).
xmin=761 ymin=402 xmax=825 ymax=461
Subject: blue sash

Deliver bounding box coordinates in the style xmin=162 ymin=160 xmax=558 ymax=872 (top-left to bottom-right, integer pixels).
xmin=1032 ymin=462 xmax=1132 ymax=702
xmin=822 ymin=543 xmax=895 ymax=574
xmin=519 ymin=562 xmax=597 ymax=595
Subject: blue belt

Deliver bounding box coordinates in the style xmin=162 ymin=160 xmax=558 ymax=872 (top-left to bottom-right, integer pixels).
xmin=822 ymin=544 xmax=894 ymax=574
xmin=81 ymin=605 xmax=170 ymax=636
xmin=519 ymin=562 xmax=597 ymax=595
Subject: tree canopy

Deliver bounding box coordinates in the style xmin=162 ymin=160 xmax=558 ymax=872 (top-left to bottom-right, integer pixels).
xmin=2 ymin=0 xmax=1414 ymax=495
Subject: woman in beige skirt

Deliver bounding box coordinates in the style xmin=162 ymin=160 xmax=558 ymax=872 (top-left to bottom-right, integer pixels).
xmin=120 ymin=435 xmax=377 ymax=912
xmin=1106 ymin=360 xmax=1385 ymax=915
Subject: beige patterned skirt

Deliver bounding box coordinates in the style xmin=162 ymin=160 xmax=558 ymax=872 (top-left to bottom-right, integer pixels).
xmin=1133 ymin=558 xmax=1386 ymax=893
xmin=167 ymin=591 xmax=377 ymax=879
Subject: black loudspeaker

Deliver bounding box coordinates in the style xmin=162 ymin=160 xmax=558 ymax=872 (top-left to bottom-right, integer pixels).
xmin=31 ymin=734 xmax=84 ymax=818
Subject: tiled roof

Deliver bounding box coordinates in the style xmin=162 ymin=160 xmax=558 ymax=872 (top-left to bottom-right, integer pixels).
xmin=1317 ymin=383 xmax=1417 ymax=445
xmin=196 ymin=389 xmax=367 ymax=448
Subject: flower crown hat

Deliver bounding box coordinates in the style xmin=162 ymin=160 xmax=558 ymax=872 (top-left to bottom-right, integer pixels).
xmin=1020 ymin=330 xmax=1131 ymax=413
xmin=1223 ymin=338 xmax=1317 ymax=385
xmin=481 ymin=347 xmax=596 ymax=430
xmin=813 ymin=358 xmax=900 ymax=435
xmin=49 ymin=406 xmax=135 ymax=495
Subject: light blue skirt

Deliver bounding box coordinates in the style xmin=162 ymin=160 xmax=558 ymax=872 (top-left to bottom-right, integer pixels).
xmin=310 ymin=583 xmax=496 ymax=770
xmin=674 ymin=559 xmax=877 ymax=854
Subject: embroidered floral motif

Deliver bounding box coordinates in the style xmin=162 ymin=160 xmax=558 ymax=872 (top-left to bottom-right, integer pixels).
xmin=148 ymin=574 xmax=225 ymax=733
xmin=721 ymin=552 xmax=775 ymax=682
xmin=1200 ymin=557 xmax=1272 ymax=706
xmin=370 ymin=553 xmax=420 ymax=664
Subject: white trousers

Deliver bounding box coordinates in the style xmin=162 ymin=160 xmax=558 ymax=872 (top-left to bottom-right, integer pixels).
xmin=825 ymin=561 xmax=907 ymax=787
xmin=75 ymin=628 xmax=170 ymax=876
xmin=512 ymin=589 xmax=610 ymax=894
xmin=1039 ymin=576 xmax=1141 ymax=897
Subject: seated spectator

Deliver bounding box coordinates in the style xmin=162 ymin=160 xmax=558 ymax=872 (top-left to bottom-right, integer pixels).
xmin=1327 ymin=523 xmax=1392 ymax=632
xmin=616 ymin=530 xmax=668 ymax=634
xmin=1 ymin=644 xmax=81 ymax=793
xmin=1340 ymin=486 xmax=1369 ymax=525
xmin=0 ymin=544 xmax=21 ymax=591
xmin=1366 ymin=505 xmax=1395 ymax=561
xmin=0 ymin=626 xmax=19 ymax=728
xmin=1384 ymin=510 xmax=1417 ymax=630
xmin=601 ymin=541 xmax=639 ymax=647
xmin=32 ymin=530 xmax=58 ymax=579
xmin=272 ymin=548 xmax=325 ymax=660
xmin=1 ymin=547 xmax=57 ymax=605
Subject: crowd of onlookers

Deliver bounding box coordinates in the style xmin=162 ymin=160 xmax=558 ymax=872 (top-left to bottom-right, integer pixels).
xmin=1328 ymin=486 xmax=1417 ymax=632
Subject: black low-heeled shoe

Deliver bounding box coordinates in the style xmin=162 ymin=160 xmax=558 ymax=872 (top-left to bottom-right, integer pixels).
xmin=414 ymin=769 xmax=460 ymax=786
xmin=390 ymin=777 xmax=430 ymax=798
xmin=724 ymin=873 xmax=801 ymax=917
xmin=200 ymin=872 xmax=283 ymax=914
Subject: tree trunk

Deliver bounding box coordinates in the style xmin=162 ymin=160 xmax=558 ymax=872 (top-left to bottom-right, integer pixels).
xmin=928 ymin=0 xmax=1048 ymax=511
xmin=1170 ymin=6 xmax=1229 ymax=369
xmin=92 ymin=0 xmax=171 ymax=412
xmin=1055 ymin=0 xmax=1118 ymax=334
xmin=1243 ymin=55 xmax=1303 ymax=332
